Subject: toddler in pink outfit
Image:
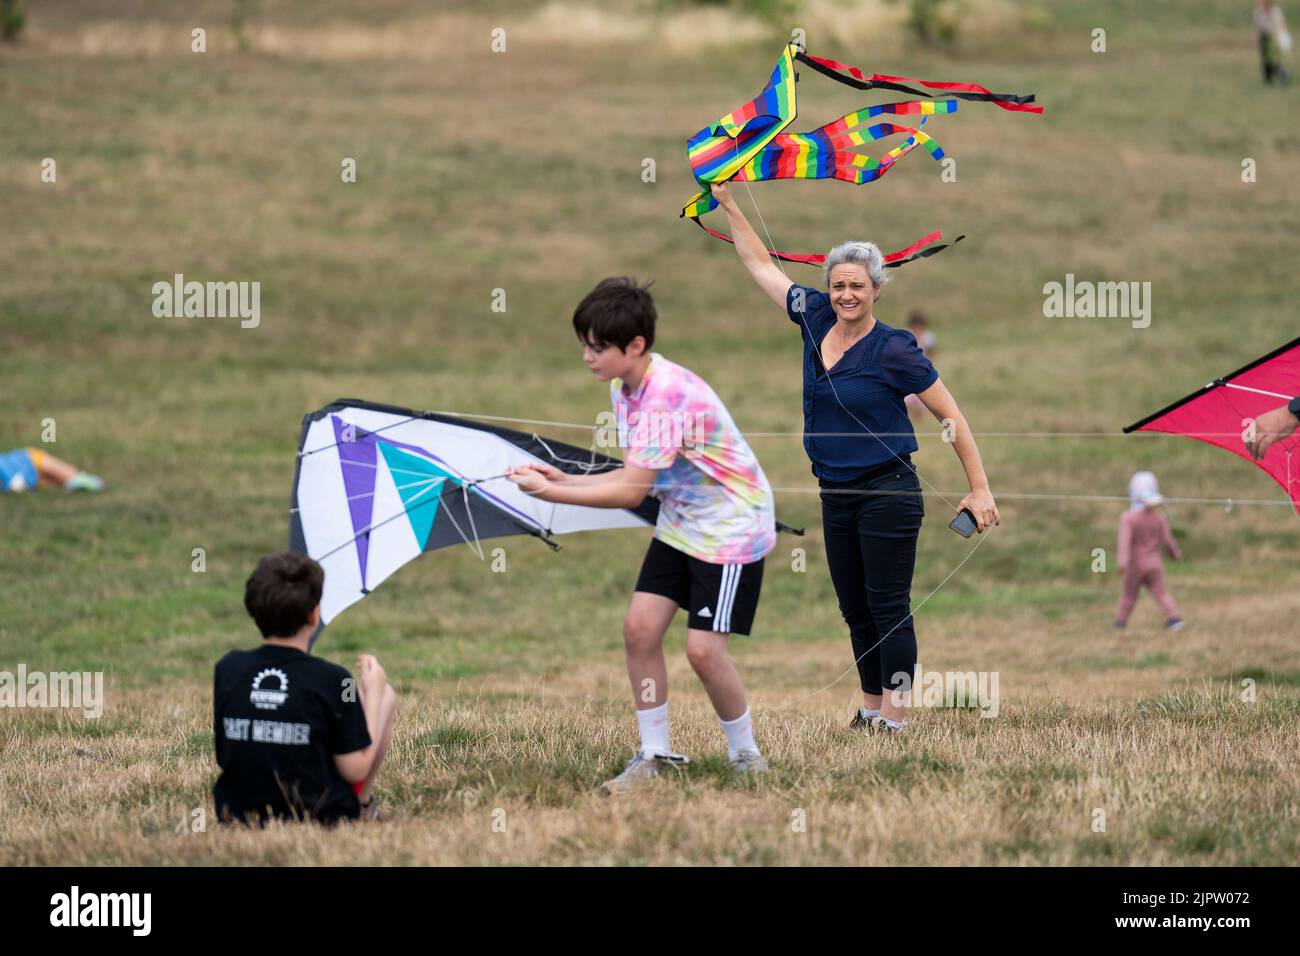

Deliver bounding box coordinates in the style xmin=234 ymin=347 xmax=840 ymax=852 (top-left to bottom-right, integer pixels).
xmin=1115 ymin=471 xmax=1184 ymax=630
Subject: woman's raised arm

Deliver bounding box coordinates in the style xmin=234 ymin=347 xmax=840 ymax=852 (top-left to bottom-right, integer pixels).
xmin=711 ymin=182 xmax=794 ymax=310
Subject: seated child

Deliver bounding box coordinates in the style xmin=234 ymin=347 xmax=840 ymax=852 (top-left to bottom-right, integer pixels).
xmin=0 ymin=447 xmax=103 ymax=492
xmin=213 ymin=551 xmax=397 ymax=824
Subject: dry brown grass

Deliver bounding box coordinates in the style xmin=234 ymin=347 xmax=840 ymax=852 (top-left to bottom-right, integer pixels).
xmin=4 ymin=586 xmax=1296 ymax=866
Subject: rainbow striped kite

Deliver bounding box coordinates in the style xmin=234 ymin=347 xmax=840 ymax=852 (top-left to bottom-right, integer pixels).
xmin=682 ymin=44 xmax=1042 ymax=267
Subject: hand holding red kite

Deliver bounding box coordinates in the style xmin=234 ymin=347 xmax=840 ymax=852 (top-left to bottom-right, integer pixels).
xmin=1123 ymin=337 xmax=1300 ymax=515
xmin=1246 ymin=403 xmax=1300 ymax=461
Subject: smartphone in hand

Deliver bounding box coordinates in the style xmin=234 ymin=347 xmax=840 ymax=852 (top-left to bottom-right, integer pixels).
xmin=949 ymin=508 xmax=978 ymax=538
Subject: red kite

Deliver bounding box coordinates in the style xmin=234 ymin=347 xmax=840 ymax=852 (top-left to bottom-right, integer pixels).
xmin=1124 ymin=337 xmax=1300 ymax=515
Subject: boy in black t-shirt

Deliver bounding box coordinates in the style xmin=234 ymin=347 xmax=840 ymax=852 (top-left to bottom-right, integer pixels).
xmin=213 ymin=552 xmax=397 ymax=824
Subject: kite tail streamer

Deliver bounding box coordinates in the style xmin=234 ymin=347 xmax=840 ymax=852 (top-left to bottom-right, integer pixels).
xmin=689 ymin=219 xmax=964 ymax=268
xmin=793 ymin=51 xmax=1043 ymax=113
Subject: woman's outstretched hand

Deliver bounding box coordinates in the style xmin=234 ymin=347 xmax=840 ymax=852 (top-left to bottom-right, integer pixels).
xmin=957 ymin=488 xmax=1000 ymax=533
xmin=710 ymin=181 xmax=734 ymax=208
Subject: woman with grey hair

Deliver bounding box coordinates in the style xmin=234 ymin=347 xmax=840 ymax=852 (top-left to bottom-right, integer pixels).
xmin=710 ymin=182 xmax=999 ymax=733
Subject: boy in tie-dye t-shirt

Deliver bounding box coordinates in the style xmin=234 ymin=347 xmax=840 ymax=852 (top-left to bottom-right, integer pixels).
xmin=506 ymin=277 xmax=775 ymax=793
xmin=611 ymin=352 xmax=776 ymax=565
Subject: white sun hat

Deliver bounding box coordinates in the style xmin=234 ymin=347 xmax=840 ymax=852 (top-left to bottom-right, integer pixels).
xmin=1128 ymin=470 xmax=1164 ymax=511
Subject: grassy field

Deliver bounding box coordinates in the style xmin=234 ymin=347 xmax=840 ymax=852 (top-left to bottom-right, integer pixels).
xmin=1 ymin=0 xmax=1298 ymax=865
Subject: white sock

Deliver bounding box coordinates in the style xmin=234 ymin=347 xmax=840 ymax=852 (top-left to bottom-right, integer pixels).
xmin=719 ymin=707 xmax=758 ymax=759
xmin=883 ymin=717 xmax=906 ymax=730
xmin=636 ymin=702 xmax=670 ymax=757
xmin=859 ymin=707 xmax=880 ymax=720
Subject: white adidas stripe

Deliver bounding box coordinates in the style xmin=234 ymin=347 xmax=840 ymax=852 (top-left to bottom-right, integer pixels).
xmin=724 ymin=564 xmax=742 ymax=632
xmin=712 ymin=566 xmax=727 ymax=632
xmin=715 ymin=563 xmax=741 ymax=632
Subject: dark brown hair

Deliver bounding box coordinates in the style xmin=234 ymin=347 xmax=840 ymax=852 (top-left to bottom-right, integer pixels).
xmin=244 ymin=552 xmax=324 ymax=638
xmin=572 ymin=276 xmax=656 ymax=352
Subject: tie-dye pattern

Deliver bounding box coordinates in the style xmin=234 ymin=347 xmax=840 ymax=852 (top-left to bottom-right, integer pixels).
xmin=611 ymin=354 xmax=776 ymax=565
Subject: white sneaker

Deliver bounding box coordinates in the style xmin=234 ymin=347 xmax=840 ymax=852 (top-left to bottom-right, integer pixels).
xmin=599 ymin=751 xmax=689 ymax=795
xmin=730 ymin=749 xmax=769 ymax=774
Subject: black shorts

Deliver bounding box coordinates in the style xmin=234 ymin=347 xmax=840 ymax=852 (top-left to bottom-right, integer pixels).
xmin=634 ymin=537 xmax=764 ymax=635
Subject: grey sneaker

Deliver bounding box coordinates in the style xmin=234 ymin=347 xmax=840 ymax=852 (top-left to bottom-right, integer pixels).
xmin=599 ymin=751 xmax=689 ymax=795
xmin=849 ymin=708 xmax=879 ymax=731
xmin=730 ymin=749 xmax=769 ymax=774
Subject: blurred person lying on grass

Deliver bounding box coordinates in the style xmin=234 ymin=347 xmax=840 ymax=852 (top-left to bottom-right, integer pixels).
xmin=0 ymin=447 xmax=103 ymax=492
xmin=213 ymin=552 xmax=397 ymax=825
xmin=507 ymin=277 xmax=776 ymax=794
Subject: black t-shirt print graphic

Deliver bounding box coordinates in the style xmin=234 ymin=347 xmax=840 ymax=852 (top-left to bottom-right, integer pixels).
xmin=213 ymin=644 xmax=371 ymax=825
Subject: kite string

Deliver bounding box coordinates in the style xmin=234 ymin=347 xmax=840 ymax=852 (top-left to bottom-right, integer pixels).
xmin=295 ymin=424 xmax=1300 ymax=513
xmin=308 ymin=415 xmax=1285 ymax=441
xmin=295 ymin=481 xmax=1300 ymax=510
xmin=291 ymin=473 xmax=446 ymax=514
xmin=310 ymin=475 xmax=490 ymax=567
xmin=531 ymin=433 xmax=606 ymax=474
xmin=757 ymin=518 xmax=994 ymax=716
xmin=311 ymin=477 xmax=449 ymax=564
xmin=466 ymin=488 xmax=484 ymax=556
xmin=439 ymin=485 xmax=485 ymax=561
xmin=296 ymin=410 xmax=602 ymax=459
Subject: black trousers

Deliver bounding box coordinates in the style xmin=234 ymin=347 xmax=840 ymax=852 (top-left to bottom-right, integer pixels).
xmin=819 ymin=458 xmax=924 ymax=696
xmin=1260 ymin=32 xmax=1291 ymax=84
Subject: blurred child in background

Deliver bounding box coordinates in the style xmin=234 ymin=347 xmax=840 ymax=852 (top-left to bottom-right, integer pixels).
xmin=903 ymin=310 xmax=937 ymax=421
xmin=1115 ymin=470 xmax=1184 ymax=631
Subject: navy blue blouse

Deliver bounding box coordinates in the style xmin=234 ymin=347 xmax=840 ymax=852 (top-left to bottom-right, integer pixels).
xmin=785 ymin=283 xmax=939 ymax=481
